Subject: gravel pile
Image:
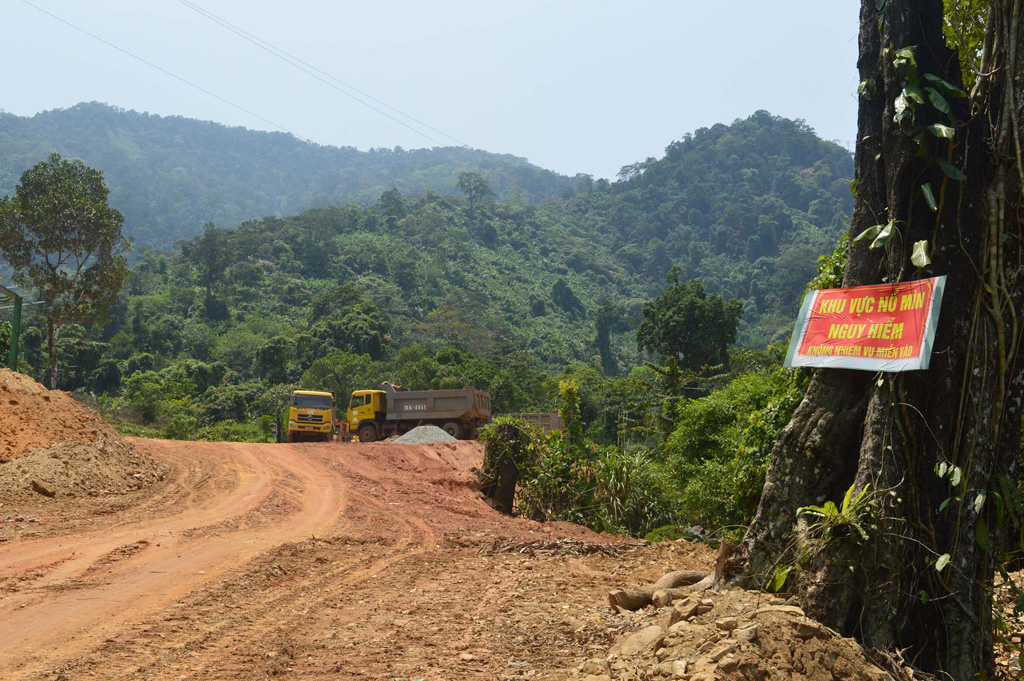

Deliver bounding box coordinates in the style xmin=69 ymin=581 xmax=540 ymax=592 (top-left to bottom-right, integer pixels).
xmin=393 ymin=425 xmax=457 ymax=444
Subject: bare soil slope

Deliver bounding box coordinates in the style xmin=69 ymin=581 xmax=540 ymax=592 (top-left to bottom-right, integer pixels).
xmin=0 ymin=369 xmax=164 ymax=505
xmin=0 ymin=436 xmax=896 ymax=681
xmin=0 ymin=369 xmax=118 ymax=462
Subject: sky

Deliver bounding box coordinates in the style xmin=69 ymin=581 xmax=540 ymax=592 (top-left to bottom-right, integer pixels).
xmin=3 ymin=0 xmax=861 ymax=180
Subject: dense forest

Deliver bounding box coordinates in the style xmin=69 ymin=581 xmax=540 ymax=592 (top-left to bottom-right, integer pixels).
xmin=0 ymin=102 xmax=575 ymax=248
xmin=0 ymin=109 xmax=852 ymax=537
xmin=555 ymin=111 xmax=853 ymax=345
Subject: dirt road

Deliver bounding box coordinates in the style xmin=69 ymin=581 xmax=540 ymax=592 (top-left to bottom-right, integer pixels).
xmin=0 ymin=438 xmax=712 ymax=680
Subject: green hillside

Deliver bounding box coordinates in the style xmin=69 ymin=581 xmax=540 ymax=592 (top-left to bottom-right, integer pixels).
xmin=553 ymin=111 xmax=853 ymax=345
xmin=0 ymin=110 xmax=851 ymax=537
xmin=0 ymin=102 xmax=574 ymax=248
xmin=1 ymin=111 xmax=851 ymax=444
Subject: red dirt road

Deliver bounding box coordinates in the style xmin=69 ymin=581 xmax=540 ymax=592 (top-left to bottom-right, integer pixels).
xmin=0 ymin=438 xmax=712 ymax=680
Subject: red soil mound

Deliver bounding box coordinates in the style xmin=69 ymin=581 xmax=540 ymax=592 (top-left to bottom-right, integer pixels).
xmin=0 ymin=369 xmax=165 ymax=502
xmin=0 ymin=369 xmax=122 ymax=464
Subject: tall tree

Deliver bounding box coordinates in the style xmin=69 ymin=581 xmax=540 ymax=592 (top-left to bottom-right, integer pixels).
xmin=594 ymin=299 xmax=630 ymax=376
xmin=456 ymin=172 xmax=494 ymax=216
xmin=189 ymin=222 xmax=231 ymax=300
xmin=636 ymin=270 xmax=742 ymax=376
xmin=744 ymin=2 xmax=1023 ymax=678
xmin=0 ymin=153 xmax=130 ymax=388
xmin=636 ymin=270 xmax=742 ymax=436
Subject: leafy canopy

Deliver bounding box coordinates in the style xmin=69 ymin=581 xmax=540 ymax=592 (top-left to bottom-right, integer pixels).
xmin=636 ymin=269 xmax=743 ymax=373
xmin=0 ymin=152 xmax=130 ymax=387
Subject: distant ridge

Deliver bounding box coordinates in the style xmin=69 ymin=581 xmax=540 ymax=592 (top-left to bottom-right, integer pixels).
xmin=0 ymin=102 xmax=574 ymax=249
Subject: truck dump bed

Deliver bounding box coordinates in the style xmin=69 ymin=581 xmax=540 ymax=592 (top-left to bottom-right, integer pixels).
xmin=383 ymin=384 xmax=491 ymax=423
xmin=507 ymin=412 xmax=564 ymax=432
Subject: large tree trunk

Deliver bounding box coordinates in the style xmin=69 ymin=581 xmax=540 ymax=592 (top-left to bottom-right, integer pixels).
xmin=744 ymin=1 xmax=1024 ymax=677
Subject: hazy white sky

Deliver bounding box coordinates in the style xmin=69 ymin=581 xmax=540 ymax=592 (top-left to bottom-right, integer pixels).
xmin=3 ymin=0 xmax=861 ymax=179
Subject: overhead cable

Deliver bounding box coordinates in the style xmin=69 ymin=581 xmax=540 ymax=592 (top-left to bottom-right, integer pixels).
xmin=176 ymin=0 xmax=474 ymax=151
xmin=18 ymin=0 xmax=307 ymax=141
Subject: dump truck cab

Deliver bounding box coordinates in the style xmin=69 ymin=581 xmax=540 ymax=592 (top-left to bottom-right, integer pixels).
xmin=287 ymin=390 xmax=335 ymax=442
xmin=348 ymin=389 xmax=386 ymax=443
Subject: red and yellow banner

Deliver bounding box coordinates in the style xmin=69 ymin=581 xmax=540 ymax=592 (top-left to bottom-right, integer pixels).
xmin=784 ymin=276 xmax=945 ymax=372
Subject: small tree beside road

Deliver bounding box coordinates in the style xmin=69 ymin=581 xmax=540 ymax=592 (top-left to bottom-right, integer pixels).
xmin=0 ymin=153 xmax=130 ymax=388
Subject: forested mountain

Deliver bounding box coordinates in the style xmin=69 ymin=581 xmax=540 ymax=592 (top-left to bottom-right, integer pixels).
xmin=1 ymin=110 xmax=852 ymax=443
xmin=553 ymin=111 xmax=853 ymax=344
xmin=0 ymin=102 xmax=574 ymax=248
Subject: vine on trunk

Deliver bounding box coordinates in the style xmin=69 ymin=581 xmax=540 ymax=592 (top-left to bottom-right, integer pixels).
xmin=743 ymin=2 xmax=1024 ymax=677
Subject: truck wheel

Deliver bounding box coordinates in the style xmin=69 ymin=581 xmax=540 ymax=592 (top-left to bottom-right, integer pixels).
xmin=358 ymin=424 xmax=378 ymax=443
xmin=287 ymin=431 xmax=297 ymax=443
xmin=442 ymin=421 xmax=463 ymax=439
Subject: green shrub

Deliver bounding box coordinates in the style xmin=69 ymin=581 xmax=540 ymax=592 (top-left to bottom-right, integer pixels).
xmin=675 ymin=457 xmax=743 ymax=535
xmin=197 ymin=420 xmax=271 ymax=443
xmin=162 ymin=412 xmax=197 ymax=440
xmin=516 ymin=428 xmax=600 ymax=527
xmin=662 ymin=368 xmax=797 ymax=534
xmin=666 ymin=371 xmax=775 ymax=467
xmin=122 ymin=371 xmax=167 ymax=423
xmin=645 ymin=525 xmax=689 ymax=543
xmin=594 ymin=447 xmax=677 ymax=536
xmin=732 ymin=365 xmax=809 ymax=522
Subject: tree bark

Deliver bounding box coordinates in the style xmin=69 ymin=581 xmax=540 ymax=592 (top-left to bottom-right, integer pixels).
xmin=744 ymin=1 xmax=1024 ymax=677
xmin=607 ymin=570 xmax=710 ymax=612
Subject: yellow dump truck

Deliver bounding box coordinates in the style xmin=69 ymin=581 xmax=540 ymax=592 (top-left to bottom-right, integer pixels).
xmin=346 ymin=381 xmax=491 ymax=442
xmin=287 ymin=389 xmax=335 ymax=442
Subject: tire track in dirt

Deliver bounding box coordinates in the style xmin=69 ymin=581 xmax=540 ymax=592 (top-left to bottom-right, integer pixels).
xmin=94 ymin=485 xmax=436 ymax=679
xmin=0 ymin=440 xmax=260 ymax=586
xmin=1 ymin=439 xmax=634 ymax=681
xmin=125 ymin=446 xmax=503 ymax=679
xmin=0 ymin=441 xmax=347 ymax=680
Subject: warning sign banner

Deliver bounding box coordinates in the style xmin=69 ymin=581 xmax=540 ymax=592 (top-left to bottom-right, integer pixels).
xmin=784 ymin=276 xmax=945 ymax=372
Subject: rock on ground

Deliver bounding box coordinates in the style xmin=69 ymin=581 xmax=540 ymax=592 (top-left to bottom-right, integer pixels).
xmin=578 ymin=583 xmax=906 ymax=681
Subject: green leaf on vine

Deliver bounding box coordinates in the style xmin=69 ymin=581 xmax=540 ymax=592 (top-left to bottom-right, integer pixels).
xmin=935 ymin=553 xmax=951 ymax=572
xmin=976 ymin=518 xmax=991 ymax=551
xmin=923 ymin=73 xmax=967 ymax=98
xmin=894 ymin=92 xmax=909 ymax=116
xmin=911 ymin=240 xmax=931 ymax=268
xmin=770 ymin=565 xmax=794 ymax=592
xmin=928 ymin=123 xmax=955 ymax=139
xmin=857 ymin=79 xmax=876 ymax=100
xmin=853 ymin=224 xmax=883 ymax=245
xmin=926 ymin=88 xmax=951 ymax=114
xmin=921 ymin=183 xmax=937 ymax=211
xmin=937 ymin=157 xmax=966 ymax=181
xmin=870 ymin=220 xmax=894 ymax=250
xmin=893 ymin=47 xmax=917 ymax=68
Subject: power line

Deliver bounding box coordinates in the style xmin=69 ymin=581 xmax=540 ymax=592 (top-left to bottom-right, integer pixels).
xmin=19 ymin=0 xmax=307 ymax=142
xmin=19 ymin=0 xmax=484 ymax=187
xmin=175 ymin=0 xmax=473 ymax=150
